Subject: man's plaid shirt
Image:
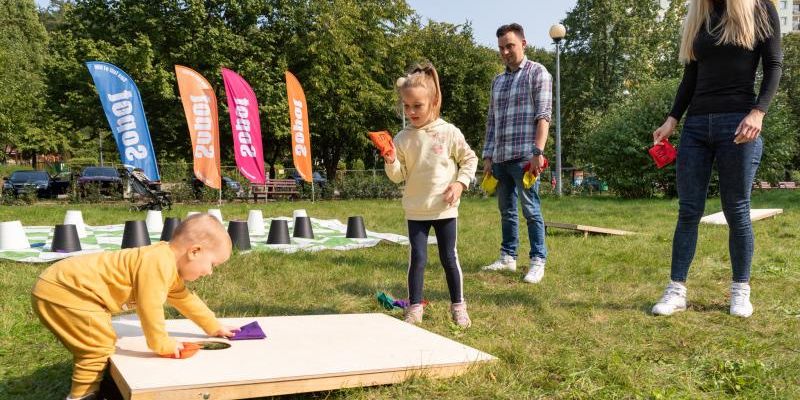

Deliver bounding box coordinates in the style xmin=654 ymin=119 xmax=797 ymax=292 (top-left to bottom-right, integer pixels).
xmin=482 ymin=57 xmax=552 ymax=162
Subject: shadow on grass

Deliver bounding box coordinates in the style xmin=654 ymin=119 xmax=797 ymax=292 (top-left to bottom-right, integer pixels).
xmin=0 ymin=361 xmax=71 ymax=400
xmin=556 ymin=300 xmax=652 ymax=313
xmin=216 ymin=302 xmax=342 ymax=317
xmin=336 ymin=281 xmax=453 ymax=303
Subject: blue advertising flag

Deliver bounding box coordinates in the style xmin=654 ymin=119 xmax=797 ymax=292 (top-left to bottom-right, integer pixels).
xmin=86 ymin=61 xmax=160 ymax=181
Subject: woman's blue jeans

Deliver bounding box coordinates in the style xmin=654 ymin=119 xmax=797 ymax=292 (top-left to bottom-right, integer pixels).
xmin=670 ymin=113 xmax=763 ymax=283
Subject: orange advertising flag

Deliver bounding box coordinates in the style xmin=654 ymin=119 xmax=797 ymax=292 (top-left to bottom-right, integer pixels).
xmin=175 ymin=65 xmax=221 ymax=189
xmin=285 ymin=71 xmax=312 ymax=183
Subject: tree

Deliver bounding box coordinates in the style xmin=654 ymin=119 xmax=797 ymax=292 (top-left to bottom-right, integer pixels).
xmin=281 ymin=0 xmax=414 ymax=181
xmin=0 ymin=0 xmax=62 ymax=166
xmin=560 ymin=0 xmax=684 ymax=165
xmin=780 ymin=32 xmax=800 ymax=175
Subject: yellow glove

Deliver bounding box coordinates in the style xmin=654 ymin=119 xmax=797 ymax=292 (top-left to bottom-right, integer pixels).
xmin=480 ymin=175 xmax=498 ymax=195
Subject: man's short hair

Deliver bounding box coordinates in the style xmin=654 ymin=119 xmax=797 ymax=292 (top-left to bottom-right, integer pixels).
xmin=496 ymin=23 xmax=525 ymax=39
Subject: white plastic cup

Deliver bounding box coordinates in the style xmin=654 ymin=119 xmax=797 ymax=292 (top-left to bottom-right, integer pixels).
xmin=145 ymin=210 xmax=163 ymax=233
xmin=293 ymin=209 xmax=307 ymax=218
xmin=0 ymin=220 xmax=31 ymax=250
xmin=208 ymin=209 xmax=223 ymax=223
xmin=247 ymin=210 xmax=266 ymax=236
xmin=63 ymin=210 xmax=88 ymax=238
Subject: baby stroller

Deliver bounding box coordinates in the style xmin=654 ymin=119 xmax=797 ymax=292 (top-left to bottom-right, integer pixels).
xmin=124 ymin=168 xmax=172 ymax=211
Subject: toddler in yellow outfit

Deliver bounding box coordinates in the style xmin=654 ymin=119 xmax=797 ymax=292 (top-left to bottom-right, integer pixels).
xmin=31 ymin=213 xmax=238 ymax=400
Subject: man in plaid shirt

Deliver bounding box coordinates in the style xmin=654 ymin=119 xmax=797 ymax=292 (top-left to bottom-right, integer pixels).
xmin=481 ymin=23 xmax=552 ymax=284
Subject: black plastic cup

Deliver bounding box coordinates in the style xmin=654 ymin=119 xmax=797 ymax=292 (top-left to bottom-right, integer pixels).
xmin=159 ymin=217 xmax=181 ymax=242
xmin=345 ymin=216 xmax=367 ymax=239
xmin=52 ymin=224 xmax=82 ymax=253
xmin=121 ymin=220 xmax=151 ymax=249
xmin=292 ymin=216 xmax=314 ymax=239
xmin=227 ymin=220 xmax=251 ymax=251
xmin=267 ymin=219 xmax=291 ymax=244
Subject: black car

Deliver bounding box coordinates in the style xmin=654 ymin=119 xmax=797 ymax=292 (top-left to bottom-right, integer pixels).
xmin=190 ymin=176 xmax=244 ymax=198
xmin=77 ymin=166 xmax=123 ymax=196
xmin=291 ymin=170 xmax=327 ymax=187
xmin=2 ymin=170 xmax=56 ymax=198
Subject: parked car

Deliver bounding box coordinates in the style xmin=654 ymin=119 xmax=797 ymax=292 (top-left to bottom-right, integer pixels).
xmin=580 ymin=176 xmax=607 ymax=192
xmin=190 ymin=176 xmax=245 ymax=198
xmin=2 ymin=170 xmax=56 ymax=198
xmin=77 ymin=166 xmax=123 ymax=196
xmin=291 ymin=170 xmax=327 ymax=187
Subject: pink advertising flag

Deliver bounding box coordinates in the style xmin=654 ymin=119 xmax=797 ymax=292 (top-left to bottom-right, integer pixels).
xmin=222 ymin=68 xmax=266 ymax=184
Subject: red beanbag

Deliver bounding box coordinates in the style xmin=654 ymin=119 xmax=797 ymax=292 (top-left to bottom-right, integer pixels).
xmin=649 ymin=140 xmax=676 ymax=169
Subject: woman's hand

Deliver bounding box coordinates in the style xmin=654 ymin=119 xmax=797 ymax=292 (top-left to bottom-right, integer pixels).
xmin=734 ymin=110 xmax=765 ymax=144
xmin=652 ymin=117 xmax=678 ymax=145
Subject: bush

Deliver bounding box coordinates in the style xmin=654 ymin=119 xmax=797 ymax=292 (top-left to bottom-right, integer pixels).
xmin=579 ymin=79 xmax=680 ymax=198
xmin=336 ymin=173 xmax=401 ymax=199
xmin=579 ymin=79 xmax=798 ymax=198
xmin=758 ymin=93 xmax=799 ymax=183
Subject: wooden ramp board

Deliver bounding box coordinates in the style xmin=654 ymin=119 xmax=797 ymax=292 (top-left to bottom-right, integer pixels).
xmin=545 ymin=221 xmax=636 ymax=237
xmin=700 ymin=208 xmax=783 ymax=225
xmin=110 ymin=313 xmax=496 ymax=400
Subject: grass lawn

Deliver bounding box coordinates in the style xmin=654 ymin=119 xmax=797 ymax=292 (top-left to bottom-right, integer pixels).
xmin=1 ymin=191 xmax=798 ymax=399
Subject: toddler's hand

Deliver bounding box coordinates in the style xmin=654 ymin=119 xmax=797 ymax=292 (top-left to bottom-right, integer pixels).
xmin=443 ymin=182 xmax=464 ymax=206
xmin=213 ymin=326 xmax=240 ymax=338
xmin=173 ymin=342 xmax=184 ymax=358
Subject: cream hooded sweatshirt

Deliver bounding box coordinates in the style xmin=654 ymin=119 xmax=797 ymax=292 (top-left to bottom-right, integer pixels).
xmin=385 ymin=118 xmax=478 ymax=220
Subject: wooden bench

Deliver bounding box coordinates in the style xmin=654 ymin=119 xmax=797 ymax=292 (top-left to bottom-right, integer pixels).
xmin=251 ymin=179 xmax=299 ymax=202
xmin=756 ymin=181 xmax=773 ymax=189
xmin=778 ymin=181 xmax=797 ymax=189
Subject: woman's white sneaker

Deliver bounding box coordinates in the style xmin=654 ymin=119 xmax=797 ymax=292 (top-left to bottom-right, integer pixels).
xmin=652 ymin=281 xmax=687 ymax=316
xmin=730 ymin=282 xmax=753 ymax=318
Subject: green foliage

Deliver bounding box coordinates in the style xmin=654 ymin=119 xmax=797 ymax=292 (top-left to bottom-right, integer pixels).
xmin=759 ymin=93 xmax=799 ymax=182
xmin=579 ymin=79 xmax=680 ymax=198
xmin=779 ymin=32 xmax=800 ymax=172
xmin=0 ymin=0 xmax=59 ymax=161
xmin=560 ymin=0 xmax=685 ymax=164
xmin=336 ymin=173 xmax=401 ymax=199
xmin=581 ymin=78 xmax=798 ymax=197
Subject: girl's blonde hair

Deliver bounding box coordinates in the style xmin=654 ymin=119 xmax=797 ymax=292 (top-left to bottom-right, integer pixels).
xmin=396 ymin=62 xmax=442 ymax=122
xmin=679 ymin=0 xmax=773 ymax=63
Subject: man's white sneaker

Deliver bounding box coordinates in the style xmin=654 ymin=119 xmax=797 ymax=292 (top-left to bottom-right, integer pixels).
xmin=523 ymin=257 xmax=545 ymax=283
xmin=652 ymin=281 xmax=687 ymax=316
xmin=481 ymin=254 xmax=516 ymax=272
xmin=730 ymin=282 xmax=753 ymax=318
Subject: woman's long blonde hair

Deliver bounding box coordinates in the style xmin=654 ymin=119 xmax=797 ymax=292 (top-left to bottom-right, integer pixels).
xmin=679 ymin=0 xmax=773 ymax=63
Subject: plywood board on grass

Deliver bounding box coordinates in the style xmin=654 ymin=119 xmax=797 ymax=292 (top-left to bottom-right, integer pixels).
xmin=110 ymin=313 xmax=495 ymax=400
xmin=700 ymin=209 xmax=783 ymax=225
xmin=545 ymin=221 xmax=636 ymax=237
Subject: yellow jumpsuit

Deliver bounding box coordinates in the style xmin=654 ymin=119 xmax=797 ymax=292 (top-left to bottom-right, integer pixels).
xmin=32 ymin=242 xmax=221 ymax=398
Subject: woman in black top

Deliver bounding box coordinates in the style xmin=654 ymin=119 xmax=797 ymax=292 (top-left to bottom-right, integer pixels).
xmin=650 ymin=0 xmax=781 ymax=318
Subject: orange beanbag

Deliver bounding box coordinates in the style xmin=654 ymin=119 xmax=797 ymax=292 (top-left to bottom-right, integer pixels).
xmin=368 ymin=131 xmax=395 ymax=157
xmin=159 ymin=342 xmax=201 ymax=359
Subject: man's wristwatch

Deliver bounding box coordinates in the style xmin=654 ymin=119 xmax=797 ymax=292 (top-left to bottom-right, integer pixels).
xmin=531 ymin=147 xmax=543 ymax=156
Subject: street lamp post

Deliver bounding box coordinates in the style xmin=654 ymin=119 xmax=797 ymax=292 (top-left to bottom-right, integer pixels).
xmin=549 ymin=23 xmax=566 ymax=196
